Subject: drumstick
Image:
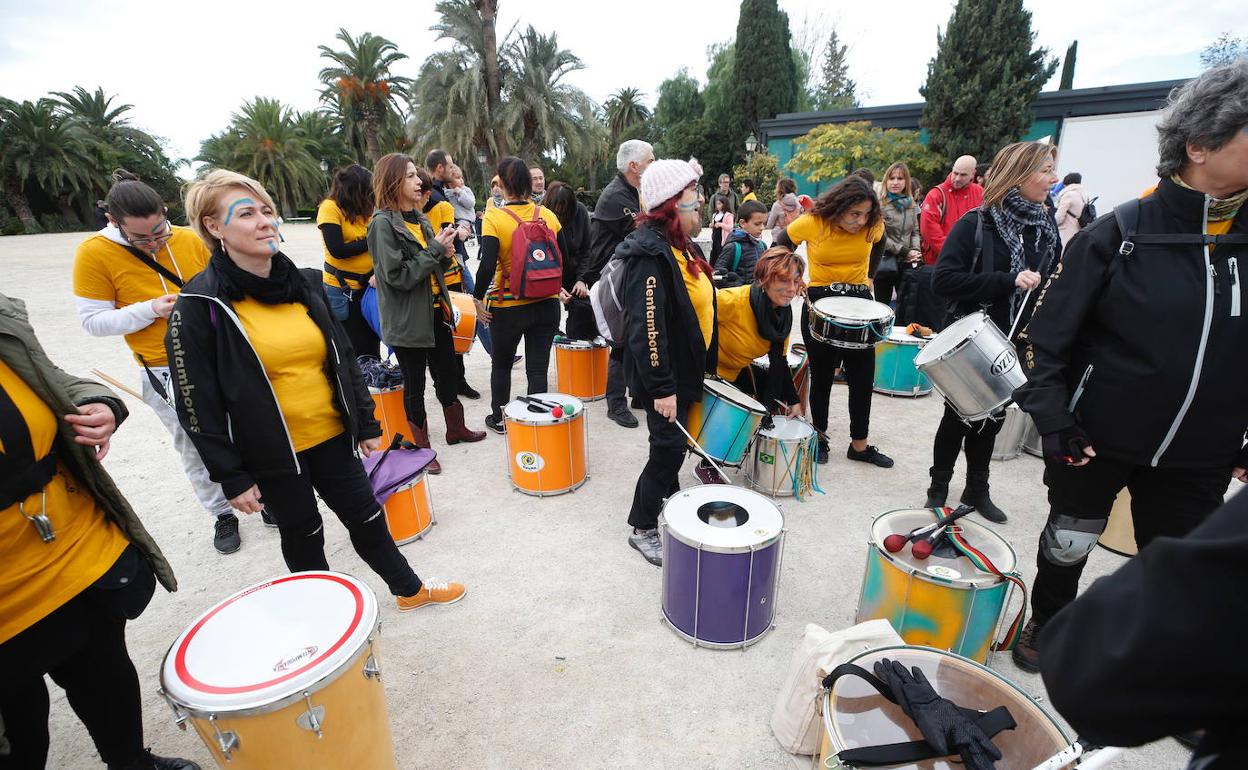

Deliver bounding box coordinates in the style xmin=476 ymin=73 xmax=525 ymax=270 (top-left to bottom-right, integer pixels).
xmin=1005 ymin=286 xmax=1035 ymax=342
xmin=90 ymin=368 xmax=143 ymax=400
xmin=673 ymin=419 xmax=732 ymax=484
xmin=1030 ymin=741 xmax=1122 ymax=770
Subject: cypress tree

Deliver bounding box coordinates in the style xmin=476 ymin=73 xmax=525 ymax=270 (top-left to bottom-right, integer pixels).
xmin=919 ymin=0 xmax=1057 ymax=164
xmin=814 ymin=30 xmax=859 ymax=110
xmin=1059 ymin=41 xmax=1077 ymax=89
xmin=729 ymin=0 xmax=800 ymax=167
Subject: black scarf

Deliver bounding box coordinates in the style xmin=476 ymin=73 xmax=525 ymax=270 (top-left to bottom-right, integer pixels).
xmin=211 ymin=248 xmax=307 ymax=305
xmin=750 ymin=283 xmax=795 ymax=411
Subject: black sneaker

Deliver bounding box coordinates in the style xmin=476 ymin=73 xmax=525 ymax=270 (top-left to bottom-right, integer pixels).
xmin=213 ymin=514 xmax=241 ymax=554
xmin=607 ymin=404 xmax=639 ymax=428
xmin=261 ymin=510 xmax=278 ymax=528
xmin=458 ymin=381 xmax=481 ymax=399
xmin=847 ymin=444 xmax=894 ymax=468
xmin=1012 ymin=619 xmax=1043 ymax=673
xmin=109 ymin=748 xmax=203 ymax=770
xmin=484 ymin=414 xmax=506 ymax=434
xmin=816 ymin=441 xmax=830 ymax=465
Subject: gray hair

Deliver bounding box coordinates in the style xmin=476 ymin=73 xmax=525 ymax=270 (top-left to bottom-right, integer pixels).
xmin=1156 ymin=57 xmax=1248 ymax=177
xmin=616 ymin=140 xmax=654 ymax=173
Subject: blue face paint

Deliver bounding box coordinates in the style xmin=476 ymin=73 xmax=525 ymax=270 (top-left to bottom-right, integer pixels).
xmin=223 ymin=197 xmax=256 ymax=226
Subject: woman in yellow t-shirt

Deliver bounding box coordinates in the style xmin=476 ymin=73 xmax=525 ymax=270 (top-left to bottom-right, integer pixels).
xmin=0 ymin=292 xmax=196 ymax=769
xmin=776 ymin=176 xmax=894 ymax=469
xmin=473 ymin=156 xmax=565 ymax=433
xmin=170 ymin=168 xmax=465 ymax=613
xmin=318 ymin=163 xmax=379 ymax=358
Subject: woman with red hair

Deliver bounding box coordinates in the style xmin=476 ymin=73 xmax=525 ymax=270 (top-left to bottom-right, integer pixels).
xmin=618 ymin=158 xmax=716 ymax=566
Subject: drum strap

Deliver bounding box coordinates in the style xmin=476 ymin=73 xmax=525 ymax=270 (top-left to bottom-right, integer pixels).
xmin=0 ymin=382 xmax=59 ymax=510
xmin=946 ymin=527 xmax=1031 ymax=653
xmin=821 ymin=663 xmax=1018 ymax=767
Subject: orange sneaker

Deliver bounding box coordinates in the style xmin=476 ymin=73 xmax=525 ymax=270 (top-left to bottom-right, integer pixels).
xmin=396 ymin=581 xmax=466 ymax=612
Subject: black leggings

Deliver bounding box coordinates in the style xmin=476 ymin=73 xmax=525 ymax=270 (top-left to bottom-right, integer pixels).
xmin=800 ymin=293 xmax=875 ymax=441
xmin=628 ymin=398 xmax=691 ymax=531
xmin=256 ymin=432 xmax=422 ymax=597
xmin=930 ymin=404 xmax=1004 ymax=480
xmin=488 ymin=299 xmax=560 ymax=419
xmin=392 ymin=316 xmax=460 ymax=427
xmin=342 ymin=288 xmax=380 ymax=360
xmin=0 ymin=563 xmax=147 ymax=768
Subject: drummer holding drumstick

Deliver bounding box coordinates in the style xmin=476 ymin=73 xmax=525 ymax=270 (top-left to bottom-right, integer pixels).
xmin=775 ymin=177 xmax=893 ymax=468
xmin=926 ymin=142 xmax=1058 ymax=524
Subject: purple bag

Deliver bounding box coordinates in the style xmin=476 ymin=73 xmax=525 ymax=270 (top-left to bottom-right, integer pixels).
xmin=361 ymin=440 xmax=437 ymax=505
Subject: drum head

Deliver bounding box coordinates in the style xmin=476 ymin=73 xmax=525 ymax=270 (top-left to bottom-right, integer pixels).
xmin=914 ymin=312 xmax=985 ymax=365
xmin=813 ymin=296 xmax=892 ymax=321
xmin=825 ymin=646 xmax=1068 ymax=769
xmin=870 ymin=509 xmax=1016 ymax=587
xmin=663 ymin=485 xmax=783 ymax=553
xmin=759 ymin=416 xmax=814 ymax=441
xmin=886 ymin=326 xmax=925 ymax=345
xmin=555 ymin=338 xmax=593 ymax=350
xmin=751 ymin=351 xmax=804 ymax=370
xmin=502 ymin=392 xmax=584 ymax=424
xmin=160 ymin=571 xmax=378 ymax=712
xmin=703 ymin=379 xmax=765 ymax=414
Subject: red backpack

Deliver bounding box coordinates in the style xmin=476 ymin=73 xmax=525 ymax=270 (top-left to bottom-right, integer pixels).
xmin=501 ymin=206 xmax=563 ymax=299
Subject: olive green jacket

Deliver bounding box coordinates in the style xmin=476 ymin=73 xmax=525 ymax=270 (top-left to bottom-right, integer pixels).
xmin=0 ymin=293 xmax=176 ymax=591
xmin=366 ymin=208 xmax=452 ymax=349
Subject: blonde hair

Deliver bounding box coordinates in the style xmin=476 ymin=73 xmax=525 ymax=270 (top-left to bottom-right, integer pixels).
xmin=879 ymin=162 xmax=914 ymax=202
xmin=183 ymin=169 xmax=277 ymax=250
xmin=981 ymin=142 xmax=1057 ymax=209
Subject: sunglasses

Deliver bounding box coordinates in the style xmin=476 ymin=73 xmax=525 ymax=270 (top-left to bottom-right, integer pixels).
xmin=121 ymin=219 xmax=172 ymax=247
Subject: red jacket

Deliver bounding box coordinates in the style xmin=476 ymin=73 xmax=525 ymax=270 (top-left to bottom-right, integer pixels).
xmin=919 ymin=176 xmax=984 ymax=264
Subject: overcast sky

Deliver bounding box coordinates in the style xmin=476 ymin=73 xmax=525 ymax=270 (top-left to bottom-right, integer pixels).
xmin=0 ymin=0 xmax=1238 ymax=164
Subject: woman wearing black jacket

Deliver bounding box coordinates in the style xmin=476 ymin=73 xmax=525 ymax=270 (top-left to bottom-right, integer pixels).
xmin=620 ymin=158 xmax=716 ymax=566
xmin=544 ymin=181 xmax=597 ymax=340
xmin=168 ymin=169 xmax=465 ymax=612
xmin=928 ymin=141 xmax=1057 ymax=523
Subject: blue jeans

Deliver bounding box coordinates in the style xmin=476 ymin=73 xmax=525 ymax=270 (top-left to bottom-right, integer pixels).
xmin=457 ymin=255 xmax=493 ymax=355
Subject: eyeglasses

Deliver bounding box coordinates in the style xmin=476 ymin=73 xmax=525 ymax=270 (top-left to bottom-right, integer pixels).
xmin=121 ymin=219 xmax=172 ymax=247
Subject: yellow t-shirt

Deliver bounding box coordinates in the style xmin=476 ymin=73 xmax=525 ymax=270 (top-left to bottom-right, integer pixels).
xmin=714 ymin=284 xmax=788 ymax=380
xmin=481 ymin=202 xmax=562 ymax=307
xmin=673 ymin=247 xmax=715 ymax=348
xmin=73 ymin=227 xmax=211 ymax=366
xmin=317 ymin=198 xmax=373 ymax=290
xmin=423 ymin=201 xmax=462 ymax=293
xmin=742 ymin=192 xmax=759 ymax=203
xmin=0 ymin=361 xmax=129 ymax=645
xmin=1209 ymin=218 xmax=1233 ymax=248
xmin=233 ymin=298 xmax=342 ymax=452
xmin=786 ymin=214 xmax=884 ymax=287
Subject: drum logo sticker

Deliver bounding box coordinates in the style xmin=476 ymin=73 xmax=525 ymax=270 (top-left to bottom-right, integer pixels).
xmin=532 ymin=249 xmax=546 ymax=262
xmin=926 ymin=565 xmax=961 ymax=580
xmin=760 ymin=452 xmax=775 ymax=465
xmin=990 ymin=350 xmax=1017 ymax=376
xmin=516 ymin=451 xmax=545 ymax=473
xmin=274 ymin=646 xmax=318 ymax=672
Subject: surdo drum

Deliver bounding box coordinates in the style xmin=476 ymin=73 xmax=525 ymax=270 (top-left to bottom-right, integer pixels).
xmin=808 ymin=296 xmax=894 ymax=349
xmin=369 ymin=386 xmax=413 ymax=444
xmin=502 ymin=392 xmax=587 ymax=496
xmin=447 ymin=291 xmax=477 ymax=354
xmin=913 ymin=311 xmax=1026 ymax=421
xmin=873 ymin=327 xmax=933 ymax=397
xmin=553 ymin=337 xmax=610 ymax=401
xmin=684 ymin=379 xmax=767 ymax=466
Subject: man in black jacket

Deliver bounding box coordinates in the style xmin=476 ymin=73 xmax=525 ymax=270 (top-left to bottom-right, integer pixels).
xmin=588 ymin=139 xmax=654 ymax=428
xmin=1012 ymin=60 xmax=1248 ymax=671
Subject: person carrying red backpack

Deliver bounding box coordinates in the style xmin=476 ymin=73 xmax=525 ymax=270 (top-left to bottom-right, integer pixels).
xmin=473 ymin=156 xmax=566 ymax=433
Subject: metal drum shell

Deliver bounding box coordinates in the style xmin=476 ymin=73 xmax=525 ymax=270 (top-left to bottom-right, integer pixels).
xmin=914 ymin=312 xmax=1026 ymax=421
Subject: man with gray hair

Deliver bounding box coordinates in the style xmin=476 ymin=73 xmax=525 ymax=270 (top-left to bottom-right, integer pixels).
xmin=587 ymin=139 xmax=655 ymax=427
xmin=1011 ymin=58 xmax=1248 ymax=674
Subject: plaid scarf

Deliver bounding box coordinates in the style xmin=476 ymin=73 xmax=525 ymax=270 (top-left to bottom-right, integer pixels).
xmin=987 ymin=190 xmax=1059 ymax=317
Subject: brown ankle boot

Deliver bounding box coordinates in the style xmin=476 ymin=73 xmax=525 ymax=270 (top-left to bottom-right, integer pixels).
xmin=407 ymin=420 xmax=442 ymax=474
xmin=444 ymin=401 xmax=486 ymax=444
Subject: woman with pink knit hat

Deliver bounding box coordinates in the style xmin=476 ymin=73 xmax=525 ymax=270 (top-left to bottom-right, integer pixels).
xmin=617 ymin=158 xmax=717 ymax=566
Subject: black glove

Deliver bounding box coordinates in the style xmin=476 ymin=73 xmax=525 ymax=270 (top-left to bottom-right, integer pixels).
xmin=873 ymin=659 xmax=1002 ymax=770
xmin=760 ymin=412 xmax=775 ymax=431
xmin=1041 ymin=424 xmax=1093 ymax=464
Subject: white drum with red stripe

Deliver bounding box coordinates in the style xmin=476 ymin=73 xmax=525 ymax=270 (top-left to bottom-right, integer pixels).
xmin=158 ymin=571 xmax=397 ymax=769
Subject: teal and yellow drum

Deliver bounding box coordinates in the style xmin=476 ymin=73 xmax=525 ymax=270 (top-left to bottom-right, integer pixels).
xmin=873 ymin=327 xmax=932 ymax=396
xmin=856 ymin=509 xmax=1018 ymax=663
xmin=684 ymin=379 xmax=766 ymax=466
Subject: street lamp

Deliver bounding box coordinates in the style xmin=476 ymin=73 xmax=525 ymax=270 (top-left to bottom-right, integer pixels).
xmin=319 ymin=159 xmax=329 ymax=174
xmin=745 ymin=134 xmax=758 ymax=154
xmin=476 ymin=148 xmax=488 ymax=167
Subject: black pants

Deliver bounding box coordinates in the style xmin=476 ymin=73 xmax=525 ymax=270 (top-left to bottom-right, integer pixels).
xmin=256 ymin=433 xmax=422 ymax=597
xmin=628 ymin=399 xmax=691 ymax=530
xmin=1030 ymin=455 xmax=1231 ymax=625
xmin=488 ymin=299 xmax=559 ymax=419
xmin=343 ymin=287 xmax=380 ymax=360
xmin=565 ymin=297 xmax=599 ymax=341
xmin=873 ymin=266 xmax=899 ymax=305
xmin=800 ymin=294 xmax=875 ymax=441
xmin=606 ymin=342 xmax=632 ymax=410
xmin=392 ymin=318 xmax=459 ymax=427
xmin=930 ymin=404 xmax=1003 ymax=481
xmin=0 ymin=564 xmax=147 ymax=768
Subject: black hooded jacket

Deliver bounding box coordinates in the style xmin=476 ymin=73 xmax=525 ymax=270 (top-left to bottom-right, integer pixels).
xmin=586 ymin=173 xmax=641 ymax=286
xmin=166 ymin=263 xmax=380 ymax=498
xmin=619 ymin=223 xmax=715 ymax=403
xmin=1014 ymin=177 xmax=1248 ymax=469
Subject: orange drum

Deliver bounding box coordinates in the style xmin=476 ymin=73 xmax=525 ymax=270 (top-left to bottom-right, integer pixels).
xmin=370 ymin=386 xmax=412 ymax=443
xmin=554 ymin=338 xmax=610 ymax=401
xmin=448 ymin=291 xmax=477 ymax=354
xmin=382 ymin=473 xmax=436 ymax=544
xmin=1098 ymin=489 xmax=1137 ymax=556
xmin=503 ymin=392 xmax=587 ymax=496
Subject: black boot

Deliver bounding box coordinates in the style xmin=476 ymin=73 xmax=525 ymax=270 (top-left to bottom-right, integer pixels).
xmin=961 ymin=473 xmax=1007 ymax=523
xmin=925 ymin=467 xmax=952 ymax=508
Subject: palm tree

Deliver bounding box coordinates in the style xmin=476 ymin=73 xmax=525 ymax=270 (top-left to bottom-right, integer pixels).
xmin=0 ymin=98 xmax=95 ymax=231
xmin=293 ymin=109 xmax=352 ymax=181
xmin=603 ymin=88 xmax=651 ymax=143
xmin=501 ymin=27 xmax=596 ymax=161
xmin=318 ymin=28 xmax=413 ymax=163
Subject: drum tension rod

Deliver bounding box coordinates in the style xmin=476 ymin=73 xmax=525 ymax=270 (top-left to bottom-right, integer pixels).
xmin=208 ymin=715 xmax=239 ymax=759
xmin=158 ymin=689 xmax=188 ymax=730
xmin=364 ymin=637 xmax=382 ymax=680
xmin=297 ymin=691 xmax=325 ymax=738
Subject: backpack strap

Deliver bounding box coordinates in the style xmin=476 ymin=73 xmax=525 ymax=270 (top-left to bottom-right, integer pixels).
xmin=936 ymin=186 xmax=948 ymax=224
xmin=731 ymin=242 xmax=742 ymax=272
xmin=1113 ymin=199 xmax=1142 ymax=256
xmin=499 ymin=205 xmax=525 ymax=225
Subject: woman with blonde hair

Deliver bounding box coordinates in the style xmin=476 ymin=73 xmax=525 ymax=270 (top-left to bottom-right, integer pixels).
xmin=167 ymin=169 xmax=465 ymax=612
xmin=875 ymin=161 xmax=922 ymax=305
xmin=926 ymin=141 xmax=1059 ymax=523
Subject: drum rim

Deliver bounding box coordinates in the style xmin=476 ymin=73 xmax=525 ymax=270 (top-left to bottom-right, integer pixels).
xmin=502 ymin=392 xmax=586 ymax=425
xmin=820 ymin=644 xmax=1070 ymax=756
xmin=703 ymin=378 xmax=767 ymax=414
xmin=810 ymin=295 xmax=894 ymax=322
xmin=391 ymin=473 xmax=428 ymax=493
xmin=159 ymin=572 xmax=379 ymax=713
xmin=883 ymin=326 xmax=927 ymax=346
xmin=368 ymin=385 xmax=403 ymax=394
xmin=757 ymin=415 xmax=816 ymax=441
xmin=913 ymin=310 xmax=988 ymax=366
xmin=554 ymin=338 xmax=608 ymax=350
xmin=868 ymin=508 xmax=1018 ymax=583
xmin=660 ymin=485 xmax=784 ymax=553
xmin=751 ymin=351 xmax=805 ymax=368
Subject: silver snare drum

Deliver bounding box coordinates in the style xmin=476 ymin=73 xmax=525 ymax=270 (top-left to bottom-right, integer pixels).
xmin=913 ymin=311 xmax=1026 ymax=421
xmin=808 ymin=296 xmax=894 ymax=349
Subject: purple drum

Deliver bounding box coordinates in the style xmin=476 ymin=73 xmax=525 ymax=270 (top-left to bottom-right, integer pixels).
xmin=660 ymin=485 xmax=786 ymax=649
